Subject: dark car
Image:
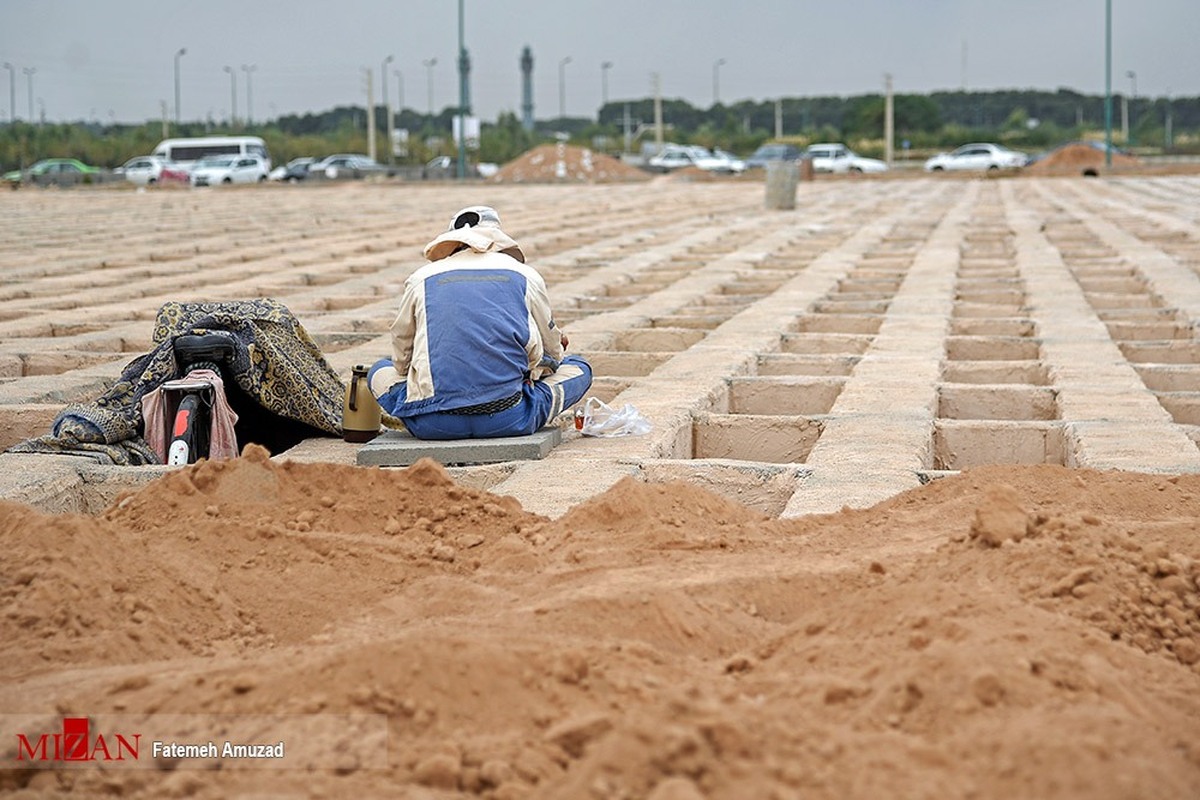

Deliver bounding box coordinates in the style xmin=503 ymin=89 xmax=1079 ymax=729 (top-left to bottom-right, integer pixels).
xmin=744 ymin=143 xmax=803 ymax=170
xmin=269 ymin=157 xmax=316 ymax=183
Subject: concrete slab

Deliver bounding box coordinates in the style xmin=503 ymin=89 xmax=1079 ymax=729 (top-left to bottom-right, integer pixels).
xmin=356 ymin=427 xmax=564 ymax=467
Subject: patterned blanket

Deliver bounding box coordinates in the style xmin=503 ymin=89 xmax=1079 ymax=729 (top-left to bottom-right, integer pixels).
xmin=8 ymin=299 xmax=346 ymax=465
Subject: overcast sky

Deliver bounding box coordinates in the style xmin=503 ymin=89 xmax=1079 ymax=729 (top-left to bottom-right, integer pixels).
xmin=1 ymin=0 xmax=1196 ymax=126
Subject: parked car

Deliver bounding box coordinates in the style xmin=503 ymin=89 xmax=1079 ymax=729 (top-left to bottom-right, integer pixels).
xmin=269 ymin=157 xmax=316 ymax=182
xmin=710 ymin=148 xmax=747 ymax=174
xmin=924 ymin=143 xmax=1029 ymax=172
xmin=189 ymin=154 xmax=269 ymax=187
xmin=804 ymin=143 xmax=888 ymax=174
xmin=3 ymin=158 xmax=103 ymax=187
xmin=423 ymin=155 xmax=499 ymax=179
xmin=308 ymin=154 xmax=394 ymax=179
xmin=744 ymin=143 xmax=802 ymax=169
xmin=115 ymin=155 xmax=182 ymax=186
xmin=647 ymin=144 xmax=744 ymax=174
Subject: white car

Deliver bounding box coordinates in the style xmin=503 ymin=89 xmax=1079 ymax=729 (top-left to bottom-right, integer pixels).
xmin=924 ymin=143 xmax=1029 ymax=172
xmin=190 ymin=155 xmax=269 ymax=186
xmin=648 ymin=144 xmax=744 ymax=174
xmin=309 ymin=154 xmax=392 ymax=179
xmin=115 ymin=155 xmax=175 ymax=186
xmin=804 ymin=143 xmax=888 ymax=174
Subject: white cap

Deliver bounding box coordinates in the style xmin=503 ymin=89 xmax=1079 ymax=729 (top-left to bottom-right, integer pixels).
xmin=449 ymin=205 xmax=503 ymax=231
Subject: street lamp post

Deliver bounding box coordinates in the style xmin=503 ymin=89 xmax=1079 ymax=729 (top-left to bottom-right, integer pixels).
xmin=558 ymin=56 xmax=572 ymax=119
xmin=601 ymin=60 xmax=613 ymax=109
xmin=3 ymin=62 xmax=15 ymax=123
xmin=22 ymin=67 xmax=35 ymax=122
xmin=394 ymin=70 xmax=404 ymax=117
xmin=1126 ymin=69 xmax=1137 ymax=147
xmin=712 ymin=58 xmax=725 ymax=105
xmin=382 ymin=55 xmax=394 ymax=164
xmin=423 ymin=57 xmax=437 ymax=116
xmin=223 ymin=65 xmax=237 ymax=125
xmin=1103 ymin=0 xmax=1112 ymax=167
xmin=174 ymin=47 xmax=186 ymax=126
xmin=456 ymin=0 xmax=466 ymax=180
xmin=242 ymin=64 xmax=257 ymax=125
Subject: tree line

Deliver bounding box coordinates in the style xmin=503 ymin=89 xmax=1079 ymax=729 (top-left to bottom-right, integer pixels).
xmin=2 ymin=88 xmax=1196 ymax=172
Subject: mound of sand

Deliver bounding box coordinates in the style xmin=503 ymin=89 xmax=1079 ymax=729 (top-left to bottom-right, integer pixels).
xmin=2 ymin=452 xmax=1199 ymax=798
xmin=1026 ymin=142 xmax=1139 ymax=175
xmin=491 ymin=143 xmax=651 ymax=184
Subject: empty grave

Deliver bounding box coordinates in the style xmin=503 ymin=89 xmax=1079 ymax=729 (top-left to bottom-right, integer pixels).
xmin=938 ymin=384 xmax=1059 ymax=421
xmin=612 ymin=328 xmax=708 ymax=353
xmin=949 ymin=318 xmax=1036 ymax=337
xmin=1134 ymin=364 xmax=1200 ymax=392
xmin=1103 ymin=320 xmax=1193 ymax=341
xmin=756 ymin=353 xmax=860 ymax=377
xmin=1118 ymin=341 xmax=1200 ymax=365
xmin=780 ymin=332 xmax=873 ymax=356
xmin=941 ymin=360 xmax=1049 ymax=385
xmin=944 ymin=335 xmax=1041 ymax=362
xmin=723 ymin=376 xmax=844 ymax=416
xmin=692 ymin=413 xmax=823 ymax=464
xmin=934 ymin=420 xmax=1066 ymax=470
xmin=793 ymin=314 xmax=883 ymax=335
xmin=584 ymin=351 xmax=674 ymax=377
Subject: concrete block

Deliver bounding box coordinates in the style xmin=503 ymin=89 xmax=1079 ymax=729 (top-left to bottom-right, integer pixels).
xmin=356 ymin=427 xmax=563 ymax=467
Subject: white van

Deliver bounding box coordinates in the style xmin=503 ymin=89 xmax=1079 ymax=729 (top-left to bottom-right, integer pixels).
xmin=152 ymin=136 xmax=271 ymax=171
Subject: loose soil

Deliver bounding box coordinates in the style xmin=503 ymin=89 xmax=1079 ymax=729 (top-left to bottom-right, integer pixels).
xmin=490 ymin=144 xmax=651 ymax=184
xmin=2 ymin=445 xmax=1198 ymax=798
xmin=1025 ymin=142 xmax=1139 ymax=175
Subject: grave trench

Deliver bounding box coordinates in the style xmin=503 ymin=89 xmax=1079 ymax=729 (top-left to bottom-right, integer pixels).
xmin=690 ymin=240 xmax=914 ymax=468
xmin=1043 ymin=220 xmax=1200 ymax=448
xmin=934 ymin=210 xmax=1063 ymax=471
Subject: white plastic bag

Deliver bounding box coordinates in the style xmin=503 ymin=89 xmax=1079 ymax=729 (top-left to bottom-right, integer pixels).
xmin=579 ymin=397 xmax=652 ymax=437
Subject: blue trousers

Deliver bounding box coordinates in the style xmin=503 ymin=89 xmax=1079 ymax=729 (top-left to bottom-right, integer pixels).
xmin=368 ymin=355 xmax=592 ymax=440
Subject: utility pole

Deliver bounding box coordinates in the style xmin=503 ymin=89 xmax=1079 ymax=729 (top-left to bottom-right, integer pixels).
xmin=884 ymin=73 xmax=894 ymax=167
xmin=22 ymin=67 xmax=35 ymax=122
xmin=423 ymin=57 xmax=437 ymax=116
xmin=382 ymin=55 xmax=394 ymax=164
xmin=775 ymin=99 xmax=782 ymax=139
xmin=1126 ymin=69 xmax=1137 ymax=147
xmin=4 ymin=62 xmax=16 ymax=122
xmin=653 ymin=72 xmax=663 ymax=149
xmin=242 ymin=64 xmax=256 ymax=125
xmin=223 ymin=65 xmax=236 ymax=125
xmin=174 ymin=47 xmax=186 ymax=126
xmin=1164 ymin=88 xmax=1173 ymax=150
xmin=558 ymin=56 xmax=572 ymax=119
xmin=601 ymin=61 xmax=612 ymax=109
xmin=456 ymin=0 xmax=467 ymax=180
xmin=1104 ymin=0 xmax=1112 ymax=167
xmin=712 ymin=58 xmax=725 ymax=105
xmin=365 ymin=67 xmax=376 ymax=162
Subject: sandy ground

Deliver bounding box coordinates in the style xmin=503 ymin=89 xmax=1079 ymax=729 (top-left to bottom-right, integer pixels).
xmin=1 ymin=171 xmax=1200 ymax=797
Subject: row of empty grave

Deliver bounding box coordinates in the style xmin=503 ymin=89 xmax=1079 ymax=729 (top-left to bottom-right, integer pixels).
xmin=1 ymin=177 xmax=1199 ymax=517
xmin=485 ymin=177 xmax=1200 ymax=517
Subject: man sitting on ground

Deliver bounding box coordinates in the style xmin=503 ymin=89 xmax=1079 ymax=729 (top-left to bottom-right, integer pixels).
xmin=368 ymin=205 xmax=592 ymax=439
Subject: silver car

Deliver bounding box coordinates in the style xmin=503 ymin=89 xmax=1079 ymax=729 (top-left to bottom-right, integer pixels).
xmin=190 ymin=155 xmax=269 ymax=187
xmin=924 ymin=143 xmax=1029 ymax=172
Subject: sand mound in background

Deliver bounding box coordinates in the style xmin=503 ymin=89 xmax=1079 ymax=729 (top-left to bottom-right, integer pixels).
xmin=491 ymin=143 xmax=651 ymax=184
xmin=2 ymin=456 xmax=1199 ymax=798
xmin=1026 ymin=141 xmax=1139 ymax=174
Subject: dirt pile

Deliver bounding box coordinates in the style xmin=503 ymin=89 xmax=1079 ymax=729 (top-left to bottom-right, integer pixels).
xmin=491 ymin=144 xmax=651 ymax=184
xmin=2 ymin=455 xmax=1199 ymax=798
xmin=1026 ymin=141 xmax=1139 ymax=175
